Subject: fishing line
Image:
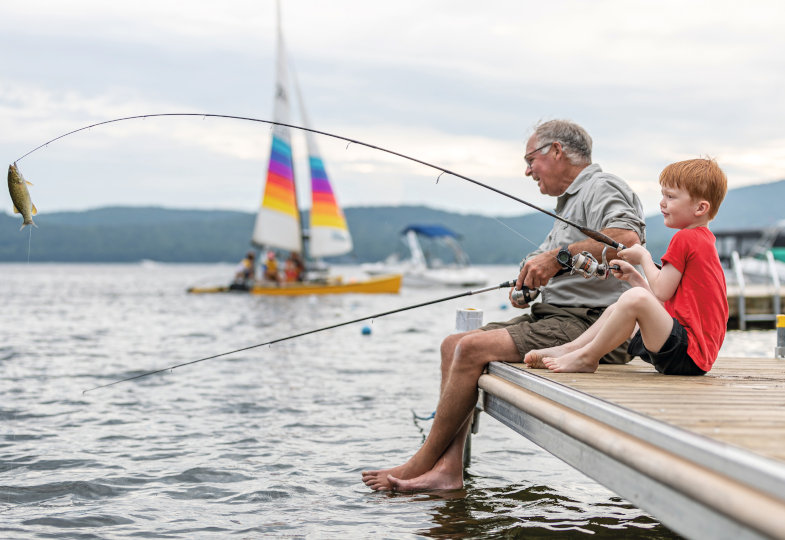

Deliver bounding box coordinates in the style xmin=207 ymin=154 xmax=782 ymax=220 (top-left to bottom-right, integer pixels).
xmin=83 ymin=279 xmax=517 ymax=393
xmin=14 ymin=113 xmax=623 ymax=250
xmin=492 ymin=217 xmax=540 ymax=250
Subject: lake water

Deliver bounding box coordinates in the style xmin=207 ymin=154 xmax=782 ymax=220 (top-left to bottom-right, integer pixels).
xmin=0 ymin=263 xmax=774 ymax=538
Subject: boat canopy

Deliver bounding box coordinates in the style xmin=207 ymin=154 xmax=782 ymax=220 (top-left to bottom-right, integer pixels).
xmin=402 ymin=224 xmax=461 ymax=239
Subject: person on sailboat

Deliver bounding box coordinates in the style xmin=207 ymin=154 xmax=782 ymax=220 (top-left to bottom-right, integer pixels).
xmin=263 ymin=251 xmax=281 ymax=283
xmin=362 ymin=119 xmax=646 ymax=492
xmin=233 ymin=251 xmax=256 ymax=286
xmin=284 ymin=252 xmax=305 ymax=282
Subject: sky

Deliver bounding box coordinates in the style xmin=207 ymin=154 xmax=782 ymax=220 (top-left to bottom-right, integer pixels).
xmin=2 ymin=0 xmax=784 ymax=219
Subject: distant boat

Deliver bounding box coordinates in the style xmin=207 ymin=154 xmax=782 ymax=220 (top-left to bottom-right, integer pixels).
xmin=715 ymin=221 xmax=785 ymax=284
xmin=363 ymin=224 xmax=488 ymax=288
xmin=188 ymin=4 xmax=400 ymax=296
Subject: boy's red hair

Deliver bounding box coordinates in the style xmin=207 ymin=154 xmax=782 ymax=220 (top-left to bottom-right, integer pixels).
xmin=659 ymin=158 xmax=728 ymax=220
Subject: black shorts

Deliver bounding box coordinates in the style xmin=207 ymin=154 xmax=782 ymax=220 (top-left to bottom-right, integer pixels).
xmin=627 ymin=318 xmax=706 ymax=376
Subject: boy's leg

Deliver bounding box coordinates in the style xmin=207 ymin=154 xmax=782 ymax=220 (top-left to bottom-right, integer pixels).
xmin=525 ymin=303 xmax=618 ymax=368
xmin=544 ymin=288 xmax=673 ymax=373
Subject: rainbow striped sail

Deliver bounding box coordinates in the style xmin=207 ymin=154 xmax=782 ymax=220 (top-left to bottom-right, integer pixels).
xmin=253 ymin=3 xmax=352 ymax=259
xmin=252 ymin=19 xmax=302 ymax=253
xmin=300 ymin=123 xmax=352 ymax=258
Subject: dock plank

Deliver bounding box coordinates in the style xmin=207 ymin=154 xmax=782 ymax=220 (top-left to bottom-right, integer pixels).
xmin=506 ymin=356 xmax=785 ymax=463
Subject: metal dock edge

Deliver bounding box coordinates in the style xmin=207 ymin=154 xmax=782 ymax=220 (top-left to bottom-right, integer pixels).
xmin=479 ymin=361 xmax=785 ymax=540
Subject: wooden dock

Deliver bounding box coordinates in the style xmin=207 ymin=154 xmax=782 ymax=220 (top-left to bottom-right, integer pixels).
xmin=477 ymin=356 xmax=785 ymax=540
xmin=727 ymin=284 xmax=785 ymax=329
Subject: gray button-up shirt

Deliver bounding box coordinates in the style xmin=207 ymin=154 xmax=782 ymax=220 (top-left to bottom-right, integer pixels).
xmin=526 ymin=164 xmax=646 ymax=307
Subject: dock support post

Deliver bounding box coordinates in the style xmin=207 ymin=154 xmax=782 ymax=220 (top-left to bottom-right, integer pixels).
xmin=731 ymin=251 xmax=747 ymax=330
xmin=455 ymin=308 xmax=483 ymax=469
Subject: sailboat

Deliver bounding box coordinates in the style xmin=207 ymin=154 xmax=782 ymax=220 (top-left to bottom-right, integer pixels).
xmin=188 ymin=7 xmax=400 ymax=296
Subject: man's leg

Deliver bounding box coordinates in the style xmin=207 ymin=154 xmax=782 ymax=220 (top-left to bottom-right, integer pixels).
xmin=388 ymin=415 xmax=473 ymax=491
xmin=362 ymin=329 xmax=478 ymax=491
xmin=439 ymin=329 xmax=480 ymax=394
xmin=362 ymin=328 xmax=519 ymax=491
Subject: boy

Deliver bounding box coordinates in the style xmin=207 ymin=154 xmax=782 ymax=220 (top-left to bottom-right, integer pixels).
xmin=525 ymin=158 xmax=728 ymax=375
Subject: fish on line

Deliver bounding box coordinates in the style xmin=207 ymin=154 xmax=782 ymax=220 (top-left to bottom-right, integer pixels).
xmin=7 ymin=163 xmax=38 ymax=230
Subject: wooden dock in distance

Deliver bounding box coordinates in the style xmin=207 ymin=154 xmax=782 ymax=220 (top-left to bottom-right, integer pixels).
xmin=477 ymin=357 xmax=785 ymax=540
xmin=726 ymin=284 xmax=785 ymax=329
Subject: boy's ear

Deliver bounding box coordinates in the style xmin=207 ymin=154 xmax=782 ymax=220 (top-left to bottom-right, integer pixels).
xmin=695 ymin=200 xmax=710 ymax=216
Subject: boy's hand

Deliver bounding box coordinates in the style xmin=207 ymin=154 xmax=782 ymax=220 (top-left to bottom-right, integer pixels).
xmin=610 ymin=259 xmax=647 ymax=288
xmin=616 ymin=244 xmax=650 ymax=266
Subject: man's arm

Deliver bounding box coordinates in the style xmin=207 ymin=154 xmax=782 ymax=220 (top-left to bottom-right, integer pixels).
xmin=517 ymin=227 xmax=642 ymax=290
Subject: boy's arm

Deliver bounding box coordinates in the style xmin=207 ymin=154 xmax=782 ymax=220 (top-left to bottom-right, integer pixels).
xmin=646 ymin=263 xmax=682 ymax=302
xmin=618 ymin=244 xmax=682 ymax=302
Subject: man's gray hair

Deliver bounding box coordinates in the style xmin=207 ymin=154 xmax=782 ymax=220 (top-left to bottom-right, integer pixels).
xmin=532 ymin=120 xmax=592 ymax=165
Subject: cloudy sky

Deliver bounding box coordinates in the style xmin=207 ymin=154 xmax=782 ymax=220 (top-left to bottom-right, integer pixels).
xmin=2 ymin=0 xmax=784 ymax=219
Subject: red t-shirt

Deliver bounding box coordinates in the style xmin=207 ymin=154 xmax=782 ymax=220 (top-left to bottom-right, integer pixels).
xmin=661 ymin=226 xmax=728 ymax=371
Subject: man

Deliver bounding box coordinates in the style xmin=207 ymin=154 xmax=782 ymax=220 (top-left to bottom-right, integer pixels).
xmin=362 ymin=119 xmax=645 ymax=492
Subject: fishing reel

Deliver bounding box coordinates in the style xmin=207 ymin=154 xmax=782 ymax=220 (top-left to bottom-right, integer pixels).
xmin=510 ymin=285 xmax=540 ymax=304
xmin=561 ymin=247 xmax=620 ymax=280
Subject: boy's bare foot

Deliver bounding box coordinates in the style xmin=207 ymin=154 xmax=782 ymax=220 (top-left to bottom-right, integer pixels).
xmin=542 ymin=350 xmax=599 ymax=373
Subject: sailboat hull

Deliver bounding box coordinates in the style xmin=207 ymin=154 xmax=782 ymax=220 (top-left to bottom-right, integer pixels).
xmin=187 ymin=273 xmax=402 ymax=296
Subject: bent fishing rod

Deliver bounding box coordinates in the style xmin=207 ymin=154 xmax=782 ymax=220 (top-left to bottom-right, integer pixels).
xmin=83 ymin=279 xmax=538 ymax=393
xmin=15 ymin=113 xmax=623 ymax=250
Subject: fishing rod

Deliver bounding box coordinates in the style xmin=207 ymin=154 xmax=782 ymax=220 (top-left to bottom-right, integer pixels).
xmin=83 ymin=279 xmax=535 ymax=393
xmin=14 ymin=113 xmax=623 ymax=250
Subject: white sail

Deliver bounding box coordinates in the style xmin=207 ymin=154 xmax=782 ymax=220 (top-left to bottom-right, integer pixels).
xmin=251 ymin=4 xmax=302 ymax=252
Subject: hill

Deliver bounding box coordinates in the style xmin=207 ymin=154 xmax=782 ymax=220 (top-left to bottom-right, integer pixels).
xmin=2 ymin=179 xmax=783 ymax=263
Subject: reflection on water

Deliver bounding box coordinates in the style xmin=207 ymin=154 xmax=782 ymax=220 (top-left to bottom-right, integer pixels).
xmin=409 ymin=482 xmax=670 ymax=539
xmin=0 ymin=263 xmax=770 ymax=538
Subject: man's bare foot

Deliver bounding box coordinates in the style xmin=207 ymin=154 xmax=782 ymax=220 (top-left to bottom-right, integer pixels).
xmin=362 ymin=464 xmax=410 ymax=491
xmin=524 ymin=344 xmax=571 ymax=368
xmin=523 ymin=350 xmax=547 ymax=368
xmin=387 ymin=463 xmax=463 ymax=492
xmin=542 ymin=350 xmax=599 ymax=373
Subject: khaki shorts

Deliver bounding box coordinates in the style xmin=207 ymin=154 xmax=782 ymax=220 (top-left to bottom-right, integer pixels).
xmin=481 ymin=302 xmax=631 ymax=365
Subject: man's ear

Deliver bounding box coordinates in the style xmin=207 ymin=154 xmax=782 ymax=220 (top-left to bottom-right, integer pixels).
xmin=695 ymin=200 xmax=710 ymax=216
xmin=551 ymin=141 xmax=563 ymax=159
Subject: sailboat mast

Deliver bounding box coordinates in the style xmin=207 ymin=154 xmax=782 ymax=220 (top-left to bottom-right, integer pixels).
xmin=278 ymin=2 xmax=306 ymax=258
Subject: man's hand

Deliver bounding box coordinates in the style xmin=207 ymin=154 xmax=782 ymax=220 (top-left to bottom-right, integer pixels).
xmin=509 ymin=287 xmax=530 ymax=309
xmin=516 ymin=249 xmax=562 ymax=290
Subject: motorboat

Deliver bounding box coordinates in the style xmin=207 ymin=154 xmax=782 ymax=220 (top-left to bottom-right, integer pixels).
xmin=363 ymin=224 xmax=488 ymax=288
